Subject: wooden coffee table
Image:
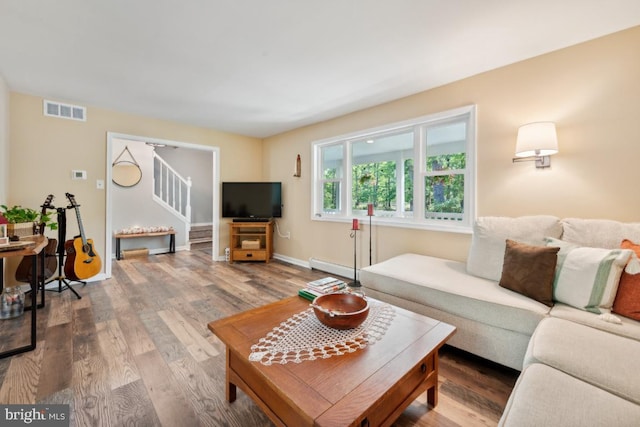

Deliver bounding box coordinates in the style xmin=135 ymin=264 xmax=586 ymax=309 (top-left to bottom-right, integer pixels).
xmin=208 ymin=296 xmax=455 ymax=426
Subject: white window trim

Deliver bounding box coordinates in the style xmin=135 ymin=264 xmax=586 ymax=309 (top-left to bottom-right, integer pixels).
xmin=311 ymin=105 xmax=476 ymax=234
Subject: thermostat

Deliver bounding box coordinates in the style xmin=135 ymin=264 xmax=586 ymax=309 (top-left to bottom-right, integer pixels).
xmin=72 ymin=170 xmax=87 ymax=180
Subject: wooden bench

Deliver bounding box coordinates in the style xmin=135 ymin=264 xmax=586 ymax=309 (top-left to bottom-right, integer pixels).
xmin=114 ymin=230 xmax=176 ymax=260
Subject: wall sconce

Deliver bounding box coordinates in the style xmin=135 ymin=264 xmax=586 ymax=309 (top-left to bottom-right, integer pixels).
xmin=512 ymin=122 xmax=558 ymax=168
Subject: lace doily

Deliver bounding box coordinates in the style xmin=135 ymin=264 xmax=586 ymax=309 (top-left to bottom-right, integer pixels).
xmin=249 ymin=300 xmax=395 ymax=365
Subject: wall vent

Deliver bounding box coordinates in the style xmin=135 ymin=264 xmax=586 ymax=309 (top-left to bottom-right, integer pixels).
xmin=43 ymin=99 xmax=86 ymax=122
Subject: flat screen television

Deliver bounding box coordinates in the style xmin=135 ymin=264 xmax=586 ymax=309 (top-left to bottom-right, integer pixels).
xmin=222 ymin=182 xmax=282 ymax=219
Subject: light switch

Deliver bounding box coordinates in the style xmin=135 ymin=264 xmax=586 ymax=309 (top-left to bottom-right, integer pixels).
xmin=96 ymin=179 xmax=104 ymax=190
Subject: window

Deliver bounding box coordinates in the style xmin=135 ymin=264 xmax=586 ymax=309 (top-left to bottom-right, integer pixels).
xmin=312 ymin=105 xmax=475 ymax=231
xmin=319 ymin=143 xmax=343 ymax=213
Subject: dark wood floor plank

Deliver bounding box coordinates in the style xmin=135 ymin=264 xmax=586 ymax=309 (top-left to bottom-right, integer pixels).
xmin=95 ymin=319 xmax=141 ymax=390
xmin=0 ymin=303 xmax=45 ymax=352
xmin=72 ymin=355 xmax=114 ymax=426
xmin=37 ymin=387 xmax=76 ymax=426
xmin=135 ymin=349 xmax=200 ymax=427
xmin=0 ymin=342 xmax=44 ymax=403
xmin=198 ymin=355 xmax=274 ymax=427
xmin=168 ymin=355 xmax=242 ymax=427
xmin=71 ymin=306 xmax=101 ymax=363
xmin=46 ymin=290 xmax=72 ymax=327
xmin=102 ymin=278 xmax=133 ymax=313
xmin=137 ymin=308 xmax=190 ymax=364
xmin=116 ymin=261 xmax=148 ymax=285
xmin=157 ymin=308 xmax=219 ymax=362
xmin=109 ymin=379 xmax=162 ymax=427
xmin=114 ymin=308 xmax=156 ymax=356
xmin=0 ymin=358 xmax=10 ymax=386
xmin=36 ymin=322 xmax=73 ymax=401
xmin=84 ymin=284 xmax=115 ymax=324
xmin=439 ymin=348 xmax=518 ymax=413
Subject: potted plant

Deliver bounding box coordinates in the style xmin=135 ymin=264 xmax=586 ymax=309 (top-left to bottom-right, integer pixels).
xmin=0 ymin=204 xmax=57 ymax=238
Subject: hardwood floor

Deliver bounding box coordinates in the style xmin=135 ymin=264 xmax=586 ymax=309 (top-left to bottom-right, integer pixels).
xmin=0 ymin=251 xmax=518 ymax=426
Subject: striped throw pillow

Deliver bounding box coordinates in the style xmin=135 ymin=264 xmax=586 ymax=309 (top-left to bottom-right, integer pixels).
xmin=545 ymin=237 xmax=636 ymax=314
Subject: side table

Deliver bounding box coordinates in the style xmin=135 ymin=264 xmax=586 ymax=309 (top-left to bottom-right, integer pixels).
xmin=114 ymin=231 xmax=176 ymax=260
xmin=0 ymin=236 xmax=48 ymax=359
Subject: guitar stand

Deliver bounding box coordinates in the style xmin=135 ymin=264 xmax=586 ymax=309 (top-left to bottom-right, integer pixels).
xmin=45 ymin=206 xmax=84 ymax=299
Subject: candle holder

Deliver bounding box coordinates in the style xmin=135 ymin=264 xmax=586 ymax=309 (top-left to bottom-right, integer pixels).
xmin=348 ymin=219 xmax=363 ymax=294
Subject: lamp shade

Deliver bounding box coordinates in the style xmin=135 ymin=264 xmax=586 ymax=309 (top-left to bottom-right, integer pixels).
xmin=515 ymin=122 xmax=558 ymax=157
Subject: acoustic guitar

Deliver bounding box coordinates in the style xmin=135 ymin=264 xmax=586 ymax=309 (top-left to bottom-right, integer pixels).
xmin=64 ymin=193 xmax=101 ymax=280
xmin=15 ymin=194 xmax=58 ymax=283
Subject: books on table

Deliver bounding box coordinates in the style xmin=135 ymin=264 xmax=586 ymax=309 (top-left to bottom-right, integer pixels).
xmin=307 ymin=276 xmax=341 ymax=287
xmin=307 ymin=277 xmax=347 ymax=292
xmin=298 ymin=288 xmax=321 ymax=301
xmin=298 ymin=277 xmax=347 ymax=301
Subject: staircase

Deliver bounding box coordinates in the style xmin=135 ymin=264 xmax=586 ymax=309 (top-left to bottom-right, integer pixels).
xmin=153 ymin=151 xmax=213 ymax=252
xmin=152 ymin=151 xmax=192 ymax=246
xmin=153 ymin=151 xmax=192 ymax=222
xmin=189 ymin=224 xmax=213 ymax=251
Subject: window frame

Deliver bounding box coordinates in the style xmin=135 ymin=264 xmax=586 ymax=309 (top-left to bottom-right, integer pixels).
xmin=311 ymin=105 xmax=476 ymax=233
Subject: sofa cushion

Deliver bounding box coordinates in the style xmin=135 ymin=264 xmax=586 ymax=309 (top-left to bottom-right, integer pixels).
xmin=360 ymin=253 xmax=550 ymax=336
xmin=546 ymin=237 xmax=632 ymax=314
xmin=467 ymin=215 xmax=562 ymax=281
xmin=524 ymin=317 xmax=640 ymax=405
xmin=499 ymin=239 xmax=559 ymax=307
xmin=562 ymin=217 xmax=640 ymax=249
xmin=613 ymin=239 xmax=640 ymax=321
xmin=550 ymin=303 xmax=640 ymax=341
xmin=499 ymin=363 xmax=640 ymax=427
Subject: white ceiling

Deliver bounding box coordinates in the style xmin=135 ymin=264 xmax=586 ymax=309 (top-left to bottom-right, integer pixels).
xmin=1 ymin=1 xmax=639 ymax=138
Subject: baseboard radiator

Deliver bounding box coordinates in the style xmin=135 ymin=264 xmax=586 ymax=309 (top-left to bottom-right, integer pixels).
xmin=308 ymin=258 xmax=358 ymax=281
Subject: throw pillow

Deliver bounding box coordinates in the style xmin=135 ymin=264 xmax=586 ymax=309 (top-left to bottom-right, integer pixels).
xmin=562 ymin=218 xmax=640 ymax=249
xmin=466 ymin=216 xmax=562 ymax=282
xmin=612 ymin=239 xmax=640 ymax=321
xmin=545 ymin=237 xmax=635 ymax=314
xmin=499 ymin=239 xmax=559 ymax=306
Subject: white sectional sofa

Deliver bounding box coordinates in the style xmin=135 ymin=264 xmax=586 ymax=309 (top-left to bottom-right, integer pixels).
xmin=360 ymin=216 xmax=640 ymax=426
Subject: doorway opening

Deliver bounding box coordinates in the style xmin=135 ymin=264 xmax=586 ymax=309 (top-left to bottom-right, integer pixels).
xmin=105 ymin=132 xmax=220 ymax=278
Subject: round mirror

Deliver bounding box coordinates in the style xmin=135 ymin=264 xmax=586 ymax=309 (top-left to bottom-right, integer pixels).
xmin=112 ymin=161 xmax=142 ymax=187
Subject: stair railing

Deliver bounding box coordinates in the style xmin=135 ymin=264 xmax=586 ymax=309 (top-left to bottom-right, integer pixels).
xmin=152 ymin=151 xmax=192 ymax=224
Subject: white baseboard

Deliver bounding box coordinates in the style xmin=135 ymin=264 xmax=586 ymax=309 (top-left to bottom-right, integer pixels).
xmin=211 ymin=253 xmax=351 ymax=278
xmin=308 ymin=257 xmax=358 ymax=280
xmin=273 ymin=253 xmax=310 ymax=269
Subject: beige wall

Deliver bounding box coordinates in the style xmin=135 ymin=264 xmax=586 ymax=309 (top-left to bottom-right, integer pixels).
xmin=264 ymin=26 xmax=640 ymax=267
xmin=0 ymin=74 xmax=8 ymax=206
xmin=6 ymin=26 xmax=640 ymax=278
xmin=8 ymin=93 xmax=262 ymax=282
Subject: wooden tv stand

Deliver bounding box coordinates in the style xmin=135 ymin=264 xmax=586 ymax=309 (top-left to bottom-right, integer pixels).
xmin=228 ymin=220 xmax=273 ymax=263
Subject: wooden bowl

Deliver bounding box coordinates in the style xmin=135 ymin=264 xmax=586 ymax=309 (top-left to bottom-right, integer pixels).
xmin=311 ymin=293 xmax=369 ymax=329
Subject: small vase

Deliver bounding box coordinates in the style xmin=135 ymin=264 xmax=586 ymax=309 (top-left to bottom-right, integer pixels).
xmin=0 ymin=286 xmax=25 ymax=319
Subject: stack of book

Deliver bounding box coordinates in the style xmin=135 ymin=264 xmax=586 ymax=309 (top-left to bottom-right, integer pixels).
xmin=298 ymin=277 xmax=347 ymax=301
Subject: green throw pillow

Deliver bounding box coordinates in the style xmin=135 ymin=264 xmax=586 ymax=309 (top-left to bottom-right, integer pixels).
xmin=545 ymin=237 xmax=635 ymax=314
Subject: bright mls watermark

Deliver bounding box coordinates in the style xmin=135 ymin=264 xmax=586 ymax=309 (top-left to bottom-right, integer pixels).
xmin=1 ymin=405 xmax=69 ymax=426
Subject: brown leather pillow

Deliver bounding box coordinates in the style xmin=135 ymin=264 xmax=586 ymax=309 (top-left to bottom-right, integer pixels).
xmin=612 ymin=239 xmax=640 ymax=321
xmin=499 ymin=239 xmax=559 ymax=307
